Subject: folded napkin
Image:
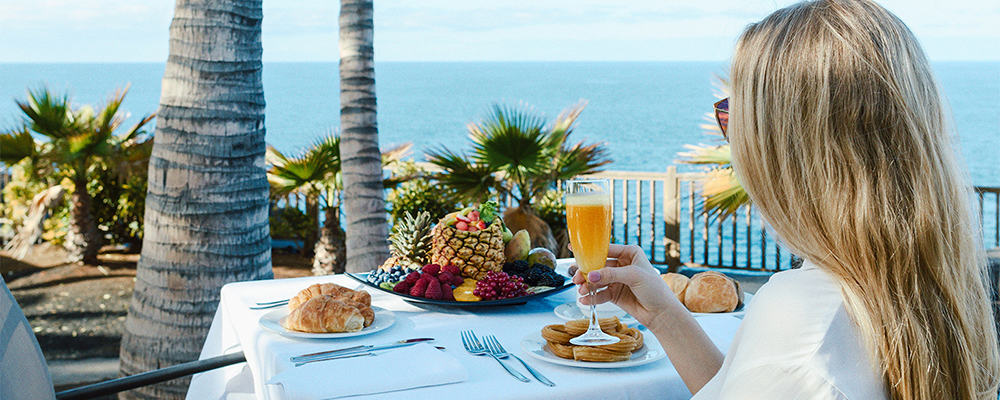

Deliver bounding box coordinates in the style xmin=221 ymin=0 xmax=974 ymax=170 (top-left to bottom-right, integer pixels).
xmin=266 ymin=343 xmax=467 ymax=399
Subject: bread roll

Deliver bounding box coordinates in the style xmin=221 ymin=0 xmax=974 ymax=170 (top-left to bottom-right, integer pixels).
xmin=683 ymin=271 xmax=739 ymax=313
xmin=661 ymin=273 xmax=690 ymax=302
xmin=282 ymin=296 xmax=365 ymax=333
xmin=288 ymin=283 xmax=371 ymax=310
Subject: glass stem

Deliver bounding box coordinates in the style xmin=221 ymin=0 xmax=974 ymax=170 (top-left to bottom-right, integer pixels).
xmin=588 ymin=287 xmax=600 ymax=332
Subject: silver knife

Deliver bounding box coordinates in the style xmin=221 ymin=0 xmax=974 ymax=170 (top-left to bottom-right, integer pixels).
xmin=290 ymin=338 xmax=434 ymax=362
xmin=294 ymin=351 xmax=375 ymax=367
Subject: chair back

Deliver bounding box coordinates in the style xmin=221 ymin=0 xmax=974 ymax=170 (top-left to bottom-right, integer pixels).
xmin=0 ymin=278 xmax=55 ymax=400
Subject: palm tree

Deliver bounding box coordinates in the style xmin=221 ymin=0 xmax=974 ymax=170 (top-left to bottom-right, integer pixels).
xmin=267 ymin=135 xmax=412 ymax=275
xmin=118 ymin=1 xmax=272 ymax=398
xmin=339 ymin=0 xmax=390 ymax=273
xmin=677 ymin=79 xmax=749 ymax=219
xmin=0 ymin=88 xmax=153 ymax=264
xmin=428 ymin=102 xmax=610 ymax=252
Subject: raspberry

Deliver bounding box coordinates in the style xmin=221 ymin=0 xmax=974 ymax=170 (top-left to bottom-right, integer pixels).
xmin=393 ymin=281 xmax=411 ymax=294
xmin=442 ymin=264 xmax=461 ymax=276
xmin=404 ymin=271 xmax=420 ymax=285
xmin=425 ymin=279 xmax=443 ymax=300
xmin=417 ymin=274 xmax=433 ymax=285
xmin=441 ymin=283 xmax=454 ymax=301
xmin=422 ymin=264 xmax=441 ymax=276
xmin=437 ymin=272 xmax=456 ymax=285
xmin=410 ymin=278 xmax=429 ymax=297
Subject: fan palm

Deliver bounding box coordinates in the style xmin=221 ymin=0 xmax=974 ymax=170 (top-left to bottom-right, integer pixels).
xmin=266 ymin=134 xmax=412 ymax=274
xmin=428 ymin=102 xmax=610 ymax=251
xmin=677 ymin=79 xmax=749 ymax=220
xmin=0 ymin=87 xmax=153 ymax=264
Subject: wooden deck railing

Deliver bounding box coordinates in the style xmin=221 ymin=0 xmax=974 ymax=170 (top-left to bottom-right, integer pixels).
xmin=580 ymin=170 xmax=1000 ymax=273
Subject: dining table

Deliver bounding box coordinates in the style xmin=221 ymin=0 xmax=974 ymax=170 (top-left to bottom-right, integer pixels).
xmin=185 ymin=260 xmax=745 ymax=400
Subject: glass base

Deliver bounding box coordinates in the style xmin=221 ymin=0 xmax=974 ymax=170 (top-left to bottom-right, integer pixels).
xmin=569 ymin=330 xmax=621 ymax=346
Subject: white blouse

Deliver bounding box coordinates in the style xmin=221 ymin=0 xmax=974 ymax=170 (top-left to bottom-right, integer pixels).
xmin=691 ymin=262 xmax=888 ymax=399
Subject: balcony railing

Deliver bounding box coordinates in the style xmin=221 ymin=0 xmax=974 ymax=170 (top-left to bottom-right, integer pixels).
xmin=576 ymin=170 xmax=1000 ymax=272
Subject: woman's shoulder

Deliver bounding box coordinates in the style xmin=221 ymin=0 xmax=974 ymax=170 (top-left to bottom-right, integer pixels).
xmin=731 ymin=263 xmax=846 ymax=365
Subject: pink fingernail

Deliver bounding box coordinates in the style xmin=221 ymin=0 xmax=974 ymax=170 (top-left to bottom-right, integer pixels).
xmin=588 ymin=271 xmax=601 ymax=282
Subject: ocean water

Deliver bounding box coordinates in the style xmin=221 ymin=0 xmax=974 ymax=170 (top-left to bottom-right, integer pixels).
xmin=1 ymin=62 xmax=998 ymax=267
xmin=1 ymin=62 xmax=996 ymax=185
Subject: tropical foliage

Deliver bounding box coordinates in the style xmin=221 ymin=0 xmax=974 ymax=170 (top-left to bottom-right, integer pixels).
xmin=427 ymin=102 xmax=610 ymax=252
xmin=677 ymin=80 xmax=749 ymax=219
xmin=0 ymin=87 xmax=153 ymax=262
xmin=427 ymin=102 xmax=610 ymax=209
xmin=266 ymin=133 xmax=412 ymax=274
xmin=386 ymin=161 xmax=460 ymax=225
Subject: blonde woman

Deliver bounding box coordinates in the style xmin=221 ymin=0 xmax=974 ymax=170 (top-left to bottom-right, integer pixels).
xmin=573 ymin=0 xmax=1000 ymax=398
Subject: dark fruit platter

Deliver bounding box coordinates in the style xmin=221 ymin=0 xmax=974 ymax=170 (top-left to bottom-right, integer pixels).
xmin=347 ymin=268 xmax=574 ymax=307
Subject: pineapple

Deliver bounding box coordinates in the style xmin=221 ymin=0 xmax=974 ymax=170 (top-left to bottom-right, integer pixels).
xmin=430 ymin=203 xmax=505 ymax=280
xmin=380 ymin=211 xmax=434 ymax=271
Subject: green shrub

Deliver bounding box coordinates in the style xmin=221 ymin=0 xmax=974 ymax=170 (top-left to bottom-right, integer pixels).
xmin=270 ymin=206 xmax=315 ymax=244
xmin=386 ymin=161 xmax=460 ymax=225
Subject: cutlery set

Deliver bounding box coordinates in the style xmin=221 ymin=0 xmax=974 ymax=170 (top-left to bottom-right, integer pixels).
xmin=287 ymin=334 xmax=555 ymax=386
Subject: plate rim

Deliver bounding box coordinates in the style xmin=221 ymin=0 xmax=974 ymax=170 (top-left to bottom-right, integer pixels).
xmin=519 ymin=331 xmax=665 ymax=369
xmin=347 ymin=271 xmax=574 ymax=307
xmin=258 ymin=306 xmax=395 ymax=339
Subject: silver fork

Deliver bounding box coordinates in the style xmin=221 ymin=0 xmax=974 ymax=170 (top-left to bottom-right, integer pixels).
xmin=460 ymin=330 xmax=529 ymax=383
xmin=484 ymin=335 xmax=555 ymax=387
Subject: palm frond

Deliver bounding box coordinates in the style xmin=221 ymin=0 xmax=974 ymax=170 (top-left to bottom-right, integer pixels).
xmin=0 ymin=126 xmax=37 ymax=165
xmin=677 ymin=144 xmax=731 ymax=166
xmin=381 ymin=142 xmax=412 ymax=166
xmin=426 ymin=146 xmax=500 ymax=203
xmin=468 ymin=104 xmax=549 ymax=175
xmin=699 ymin=168 xmax=749 ymax=220
xmin=94 ymin=86 xmax=128 ymax=139
xmin=17 ymin=88 xmax=80 ymax=139
xmin=266 ymin=134 xmax=342 ymax=197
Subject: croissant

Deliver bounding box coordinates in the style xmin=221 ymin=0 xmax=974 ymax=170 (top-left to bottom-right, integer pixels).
xmin=282 ymin=296 xmax=365 ymax=333
xmin=288 ymin=283 xmax=371 ymax=311
xmin=340 ymin=300 xmax=375 ymax=327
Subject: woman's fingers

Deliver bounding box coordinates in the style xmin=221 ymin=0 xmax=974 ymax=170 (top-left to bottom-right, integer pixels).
xmin=588 ymin=264 xmax=645 ymax=287
xmin=579 ymin=287 xmax=616 ymax=305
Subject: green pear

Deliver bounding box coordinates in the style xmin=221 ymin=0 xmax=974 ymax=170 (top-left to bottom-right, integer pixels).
xmin=504 ymin=229 xmax=531 ymax=262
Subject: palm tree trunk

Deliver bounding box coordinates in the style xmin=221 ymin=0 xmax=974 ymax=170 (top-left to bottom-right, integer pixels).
xmin=339 ymin=0 xmax=390 ymax=273
xmin=118 ymin=1 xmax=272 ymax=398
xmin=66 ymin=177 xmax=102 ymax=265
xmin=313 ymin=205 xmax=347 ymax=275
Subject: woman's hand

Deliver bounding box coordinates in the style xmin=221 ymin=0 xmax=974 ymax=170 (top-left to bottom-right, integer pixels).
xmin=571 ymin=244 xmax=682 ymax=330
xmin=572 ymin=244 xmax=723 ymax=394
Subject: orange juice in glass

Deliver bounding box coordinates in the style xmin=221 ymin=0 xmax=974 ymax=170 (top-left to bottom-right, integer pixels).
xmin=565 ymin=179 xmax=620 ymax=346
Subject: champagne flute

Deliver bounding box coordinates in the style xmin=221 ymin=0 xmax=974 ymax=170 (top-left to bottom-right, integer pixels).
xmin=565 ymin=179 xmax=620 ymax=346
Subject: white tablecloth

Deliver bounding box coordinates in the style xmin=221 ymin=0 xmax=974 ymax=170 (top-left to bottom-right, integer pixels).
xmin=186 ymin=262 xmax=743 ymax=400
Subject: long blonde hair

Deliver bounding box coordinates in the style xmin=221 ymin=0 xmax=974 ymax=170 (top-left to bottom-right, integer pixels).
xmin=728 ymin=1 xmax=999 ymax=398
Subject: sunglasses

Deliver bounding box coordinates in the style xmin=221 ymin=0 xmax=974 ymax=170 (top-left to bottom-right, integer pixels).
xmin=714 ymin=97 xmax=729 ymax=140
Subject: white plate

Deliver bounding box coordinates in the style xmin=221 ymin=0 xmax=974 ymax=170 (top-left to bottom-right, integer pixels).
xmin=553 ymin=303 xmax=637 ymax=325
xmin=520 ymin=332 xmax=665 ymax=369
xmin=687 ymin=293 xmax=752 ymax=318
xmin=259 ymin=306 xmax=395 ymax=339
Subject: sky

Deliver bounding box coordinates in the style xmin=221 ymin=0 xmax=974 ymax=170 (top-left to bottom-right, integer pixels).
xmin=0 ymin=0 xmax=997 ymax=62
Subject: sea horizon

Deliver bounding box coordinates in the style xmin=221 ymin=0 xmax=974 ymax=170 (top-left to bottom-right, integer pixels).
xmin=2 ymin=61 xmax=998 ymax=187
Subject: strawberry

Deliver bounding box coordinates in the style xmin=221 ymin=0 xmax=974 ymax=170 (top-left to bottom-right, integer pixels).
xmin=443 ymin=264 xmax=461 ymax=276
xmin=469 ymin=210 xmax=480 ymax=220
xmin=456 ymin=214 xmax=471 ymax=223
xmin=468 ymin=226 xmax=479 ymax=232
xmin=410 ymin=278 xmax=429 ymax=297
xmin=476 ymin=220 xmax=486 ymax=229
xmin=393 ymin=281 xmax=412 ymax=294
xmin=455 ymin=221 xmax=469 ymax=231
xmin=441 ymin=283 xmax=454 ymax=301
xmin=421 ymin=264 xmax=441 ymax=276
xmin=425 ymin=279 xmax=443 ymax=300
